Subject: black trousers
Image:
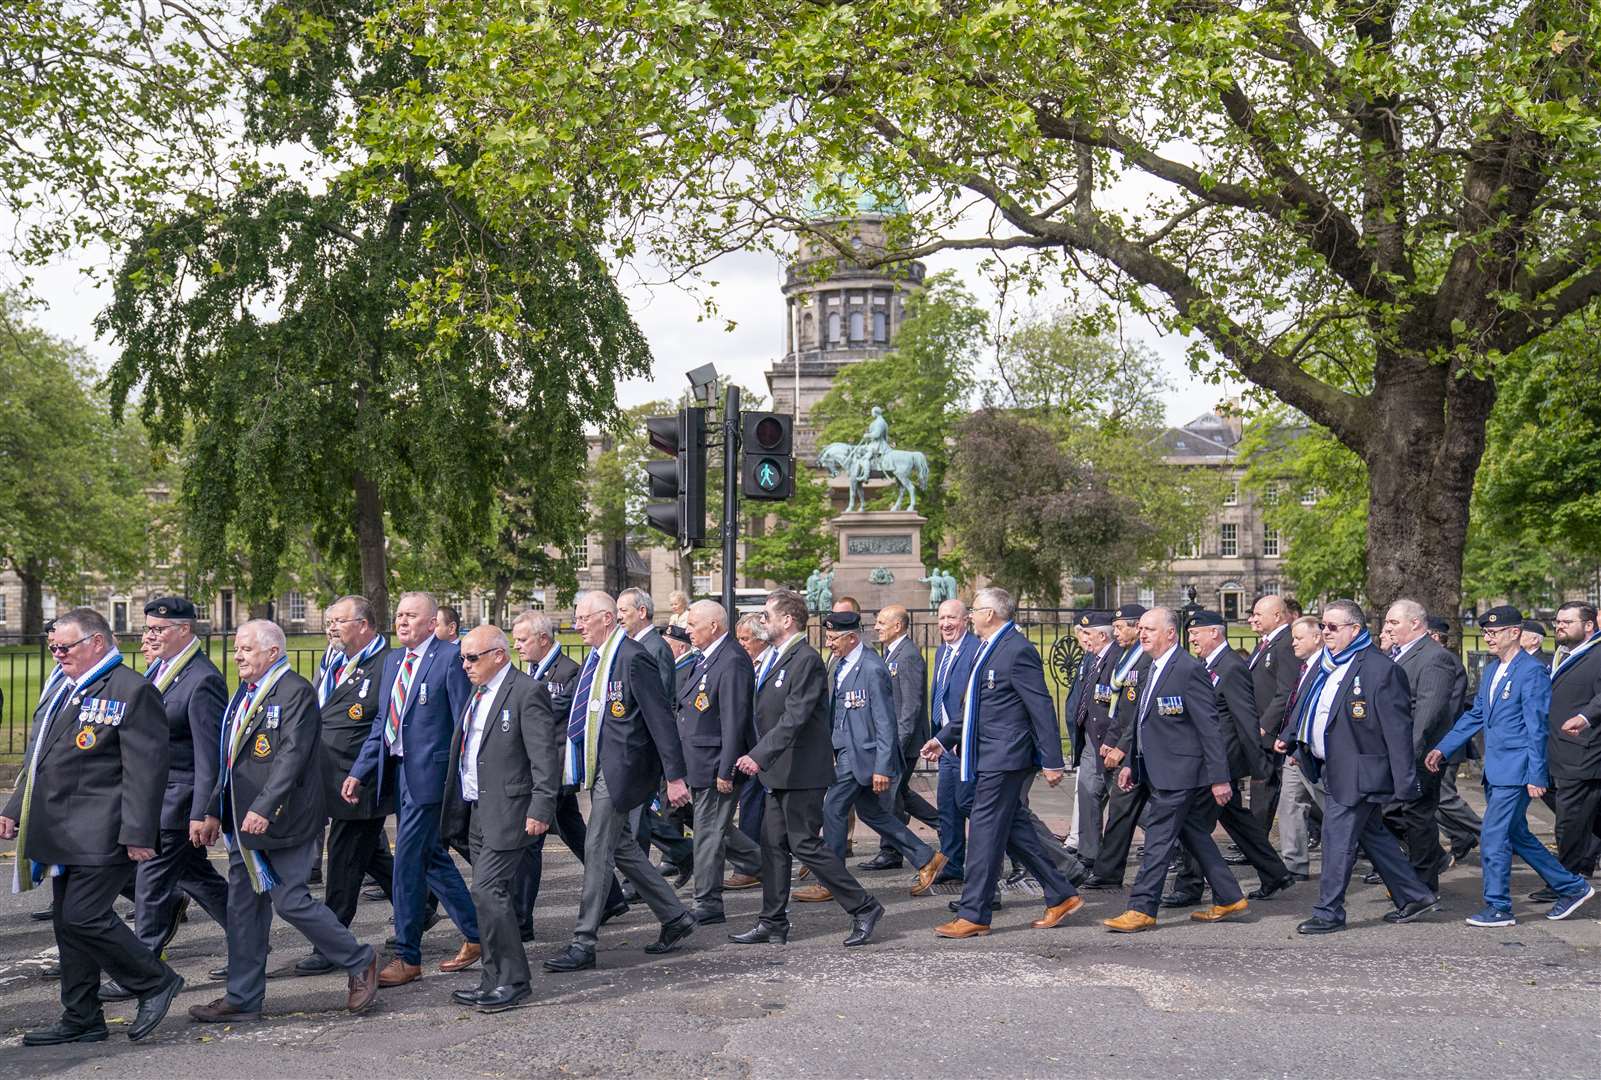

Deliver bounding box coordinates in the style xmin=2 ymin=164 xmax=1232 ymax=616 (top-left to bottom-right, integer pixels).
xmin=1542 ymin=777 xmax=1601 ymax=876
xmin=758 ymin=787 xmax=872 ymax=926
xmin=1174 ymin=783 xmax=1290 ymax=895
xmin=324 ymin=816 xmax=394 ymax=927
xmin=1382 ymin=765 xmax=1449 ymax=891
xmin=1249 ymin=750 xmax=1284 ymax=832
xmin=1092 ymin=768 xmax=1147 ymax=883
xmin=1128 ymin=786 xmax=1243 ymax=916
xmin=520 ymin=788 xmax=624 ymax=930
xmin=54 ymin=863 xmax=170 ymax=1027
xmin=133 ymin=827 xmax=231 ymax=951
xmin=884 ymin=737 xmax=939 ymax=851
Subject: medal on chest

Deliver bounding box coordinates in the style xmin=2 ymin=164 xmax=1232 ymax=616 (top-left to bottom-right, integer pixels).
xmin=75 ymin=727 xmax=96 ymax=750
xmin=775 ymin=669 xmax=785 ymax=688
xmin=418 ymin=682 xmax=428 ymax=706
xmin=266 ymin=705 xmax=281 ymax=729
xmin=359 ymin=678 xmax=370 ymax=700
xmin=500 ymin=708 xmax=511 ymax=733
xmin=986 ymin=669 xmax=995 ymax=690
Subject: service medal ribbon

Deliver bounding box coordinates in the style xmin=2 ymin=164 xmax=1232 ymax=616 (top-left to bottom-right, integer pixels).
xmin=418 ymin=683 xmax=428 ymax=706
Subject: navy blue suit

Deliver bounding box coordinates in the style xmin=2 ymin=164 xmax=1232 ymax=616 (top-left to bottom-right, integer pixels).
xmin=936 ymin=625 xmax=1075 ymax=924
xmin=350 ymin=639 xmax=479 ymax=963
xmin=931 ymin=633 xmax=981 ymax=875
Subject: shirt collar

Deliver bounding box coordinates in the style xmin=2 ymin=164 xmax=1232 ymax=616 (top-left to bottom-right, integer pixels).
xmin=1394 ymin=634 xmax=1426 ymax=662
xmin=882 ymin=633 xmax=905 ymax=656
xmin=1204 ymin=641 xmax=1229 ymax=667
xmin=1151 ymin=643 xmax=1180 ymax=669
xmin=1264 ymin=623 xmax=1287 ymax=643
xmin=403 ymin=636 xmax=433 ymax=664
xmin=479 ymin=662 xmax=511 ymax=700
xmin=701 ymin=633 xmax=727 ymax=662
xmin=838 ymin=641 xmax=865 ymax=672
xmin=632 ymin=624 xmax=657 ymax=643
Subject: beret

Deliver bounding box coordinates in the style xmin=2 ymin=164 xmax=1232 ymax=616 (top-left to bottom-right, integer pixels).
xmin=143 ymin=595 xmax=197 ymax=620
xmin=1479 ymin=605 xmax=1522 ymax=628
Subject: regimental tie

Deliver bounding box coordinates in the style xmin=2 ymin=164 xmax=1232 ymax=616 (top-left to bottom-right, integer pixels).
xmin=932 ymin=643 xmax=959 ymax=727
xmin=386 ymin=650 xmax=419 ymax=752
xmin=565 ymin=649 xmax=601 ymax=786
xmin=459 ymin=684 xmax=487 ymax=785
xmin=227 ymin=683 xmax=261 ymax=768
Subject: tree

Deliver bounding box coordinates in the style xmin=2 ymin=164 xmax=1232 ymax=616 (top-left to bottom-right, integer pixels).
xmin=742 ymin=463 xmax=833 ymax=587
xmin=353 ymin=0 xmax=1601 ymax=631
xmin=0 ymin=297 xmax=153 ymax=634
xmin=98 ymin=0 xmax=650 ymax=621
xmin=811 ymin=271 xmax=982 ymax=564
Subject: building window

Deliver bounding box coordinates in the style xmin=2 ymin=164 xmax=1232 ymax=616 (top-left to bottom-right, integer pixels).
xmin=801 ymin=311 xmax=815 ymax=348
xmin=1221 ymin=590 xmax=1242 ymax=621
xmin=1299 ymin=488 xmax=1317 ymax=506
xmin=1179 ymin=534 xmax=1201 ymax=559
xmin=848 ymin=311 xmax=865 ymax=341
xmin=1263 ymin=481 xmax=1280 ymax=505
xmin=1263 ymin=528 xmax=1280 ymax=557
xmin=1137 ymin=586 xmax=1156 ymax=607
xmin=286 ymin=591 xmax=307 ymax=622
xmin=827 ymin=312 xmax=842 ymax=344
xmin=0 ymin=592 xmax=6 ymax=624
xmin=573 ymin=535 xmax=590 ymax=567
xmin=1220 ymin=523 xmax=1238 ymax=558
xmin=691 ymin=573 xmax=712 ymax=597
xmin=113 ymin=601 xmax=128 ymax=634
xmin=872 ymin=309 xmax=888 ymax=342
xmin=481 ymin=596 xmax=494 ymax=624
xmin=1223 ymin=481 xmax=1239 ymax=506
xmin=1262 ymin=581 xmax=1282 ymax=597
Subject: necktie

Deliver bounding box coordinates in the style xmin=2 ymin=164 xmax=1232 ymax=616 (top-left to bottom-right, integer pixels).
xmin=757 ymin=650 xmax=776 ymax=688
xmin=1249 ymin=638 xmax=1267 ymax=668
xmin=227 ymin=684 xmax=260 ymax=768
xmin=1285 ymin=662 xmax=1308 ymax=715
xmin=931 ymin=645 xmax=957 ymax=723
xmin=566 ymin=650 xmax=601 ymax=783
xmin=147 ymin=659 xmax=164 ymax=684
xmin=386 ymin=650 xmax=418 ymax=748
xmin=460 ymin=685 xmax=487 ymax=777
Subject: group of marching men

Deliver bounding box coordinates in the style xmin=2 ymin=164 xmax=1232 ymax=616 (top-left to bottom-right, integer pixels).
xmin=6 ymin=585 xmax=1599 ymax=1045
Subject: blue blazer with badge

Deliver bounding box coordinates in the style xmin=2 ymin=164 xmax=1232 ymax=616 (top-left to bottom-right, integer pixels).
xmin=351 ymin=639 xmax=473 ymax=806
xmin=155 ymin=650 xmax=229 ymax=828
xmin=929 ymin=633 xmax=980 ymax=738
xmin=1295 ymin=647 xmax=1415 ymax=806
xmin=830 ymin=647 xmax=898 ymax=784
xmin=1433 ymin=649 xmax=1553 ymax=788
xmin=936 ymin=626 xmax=1064 ymax=773
xmin=1116 ymin=647 xmax=1228 ymax=790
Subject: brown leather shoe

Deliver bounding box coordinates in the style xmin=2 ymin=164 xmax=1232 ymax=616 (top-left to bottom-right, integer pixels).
xmin=724 ymin=872 xmax=760 ymax=890
xmin=933 ymin=917 xmax=991 ymax=938
xmin=793 ymin=884 xmax=833 ymax=903
xmin=438 ymin=942 xmax=481 ymax=972
xmin=348 ymin=954 xmax=379 ymax=1013
xmin=796 ymin=865 xmax=811 ymax=880
xmin=1102 ymin=910 xmax=1158 ymax=933
xmin=910 ymin=852 xmax=948 ymax=897
xmin=376 ymin=957 xmax=421 ymax=987
xmin=1031 ymin=895 xmax=1084 ymax=929
xmin=1190 ymin=898 xmax=1249 ymax=922
xmin=188 ymin=997 xmax=262 ymax=1024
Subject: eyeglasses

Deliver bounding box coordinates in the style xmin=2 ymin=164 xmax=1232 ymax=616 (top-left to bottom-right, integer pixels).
xmin=326 ymin=616 xmax=366 ymax=629
xmin=461 ymin=647 xmax=505 ymax=664
xmin=1318 ymin=622 xmax=1356 ymax=632
xmin=48 ymin=635 xmax=91 ymax=656
xmin=971 ymin=606 xmax=996 ymax=616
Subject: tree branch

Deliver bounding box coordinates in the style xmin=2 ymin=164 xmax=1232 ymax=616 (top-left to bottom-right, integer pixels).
xmin=1492 ymin=266 xmax=1601 ymax=354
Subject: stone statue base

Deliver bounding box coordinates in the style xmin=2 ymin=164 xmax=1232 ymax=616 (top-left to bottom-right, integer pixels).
xmin=829 ymin=511 xmax=928 ymax=612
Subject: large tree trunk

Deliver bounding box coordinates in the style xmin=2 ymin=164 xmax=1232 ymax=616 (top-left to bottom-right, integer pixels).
xmin=18 ymin=557 xmax=45 ymax=637
xmin=492 ymin=577 xmax=511 ymax=627
xmin=353 ymin=469 xmax=389 ymax=625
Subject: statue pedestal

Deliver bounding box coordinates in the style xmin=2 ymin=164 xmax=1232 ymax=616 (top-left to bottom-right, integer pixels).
xmin=829 ymin=511 xmax=928 ymax=612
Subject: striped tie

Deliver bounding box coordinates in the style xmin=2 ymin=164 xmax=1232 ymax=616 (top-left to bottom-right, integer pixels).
xmin=227 ymin=684 xmax=260 ymax=768
xmin=386 ymin=650 xmax=417 ymax=749
xmin=565 ymin=650 xmax=601 ymax=784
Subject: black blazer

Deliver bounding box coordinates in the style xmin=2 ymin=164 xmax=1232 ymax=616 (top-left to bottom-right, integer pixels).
xmin=318 ymin=651 xmax=391 ymax=821
xmin=884 ymin=636 xmax=928 ymax=745
xmin=1205 ymin=646 xmax=1268 ymax=781
xmin=748 ymin=637 xmax=836 ymax=790
xmin=210 ymin=669 xmax=326 ymax=850
xmin=532 ymin=647 xmax=581 ymax=724
xmin=1079 ymin=642 xmax=1124 ymax=757
xmin=636 ymin=626 xmax=676 ymax=697
xmin=676 ymin=637 xmax=754 ymax=788
xmin=443 ymin=665 xmax=562 ymax=851
xmin=1103 ymin=647 xmax=1155 ymax=749
xmin=1549 ymin=641 xmax=1601 ymax=781
xmin=1291 ymin=647 xmax=1416 ymax=806
xmin=4 ymin=661 xmax=167 ymax=865
xmin=155 ymin=649 xmax=229 ymax=828
xmin=1249 ymin=626 xmax=1299 ymax=750
xmin=595 ymin=635 xmax=688 ymax=814
xmin=1115 ymin=648 xmax=1229 ymax=791
xmin=1395 ymin=635 xmax=1468 ymax=759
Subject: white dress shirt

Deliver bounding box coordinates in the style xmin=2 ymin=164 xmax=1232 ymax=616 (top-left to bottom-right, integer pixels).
xmin=835 ymin=641 xmax=866 ymax=687
xmin=460 ymin=663 xmax=510 ymax=802
xmin=389 ymin=636 xmax=434 ymax=758
xmin=1310 ymin=661 xmax=1354 ymax=759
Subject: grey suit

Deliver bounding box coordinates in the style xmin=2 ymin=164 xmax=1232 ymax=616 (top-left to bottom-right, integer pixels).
xmin=883 ymin=637 xmax=937 ymax=849
xmin=1383 ymin=635 xmax=1467 ymax=889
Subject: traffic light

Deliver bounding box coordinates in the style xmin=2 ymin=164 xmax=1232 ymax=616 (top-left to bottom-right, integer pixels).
xmin=644 ymin=407 xmax=707 ymax=546
xmin=740 ymin=411 xmax=794 ymax=500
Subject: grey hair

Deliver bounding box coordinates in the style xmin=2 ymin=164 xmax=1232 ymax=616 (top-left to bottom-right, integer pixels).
xmin=973 ymin=586 xmax=1015 ymax=622
xmin=688 ymin=599 xmax=727 ymax=630
xmin=1144 ymin=606 xmax=1180 ymax=633
xmin=398 ymin=590 xmax=438 ymax=618
xmin=512 ymin=610 xmax=557 ymax=640
xmin=1326 ymin=599 xmax=1366 ymax=626
xmin=736 ymin=612 xmax=770 ymax=642
xmin=577 ymin=590 xmax=617 ymax=617
xmin=1387 ymin=598 xmax=1427 ymax=625
xmin=57 ymin=607 xmax=114 ymax=647
xmin=238 ymin=618 xmax=287 ymax=655
xmin=618 ymin=588 xmax=655 ymax=620
xmin=470 ymin=625 xmax=510 ymax=653
xmin=668 ymin=589 xmax=690 ymax=609
xmin=332 ymin=594 xmax=377 ymax=625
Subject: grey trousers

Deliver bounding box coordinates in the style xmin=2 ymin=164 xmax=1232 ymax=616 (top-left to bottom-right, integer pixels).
xmin=468 ymin=812 xmax=530 ymax=992
xmin=690 ymin=785 xmax=762 ymax=917
xmin=572 ymin=773 xmax=686 ymax=949
xmin=1276 ymin=757 xmax=1325 ymax=876
xmin=1437 ymin=763 xmax=1484 ymax=854
xmin=1072 ymin=761 xmax=1109 ymax=864
xmin=224 ymin=835 xmax=374 ymax=1012
xmin=133 ymin=827 xmax=230 ymax=951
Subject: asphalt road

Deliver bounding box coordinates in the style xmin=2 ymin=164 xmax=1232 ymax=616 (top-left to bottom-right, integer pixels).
xmin=2 ymin=778 xmax=1597 ymax=1078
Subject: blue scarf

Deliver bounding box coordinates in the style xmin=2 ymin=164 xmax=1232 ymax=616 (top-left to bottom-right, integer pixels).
xmin=1292 ymin=629 xmax=1373 ymax=745
xmin=958 ymin=622 xmax=1016 ymax=782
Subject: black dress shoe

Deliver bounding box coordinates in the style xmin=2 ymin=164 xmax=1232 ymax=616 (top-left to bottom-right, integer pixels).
xmin=946 ymin=895 xmax=1004 ymax=913
xmin=844 ymin=899 xmax=885 ymax=947
xmin=30 ymin=908 xmax=54 ymax=922
xmin=477 ymin=984 xmax=533 ymax=1013
xmin=208 ymin=965 xmax=228 ymax=980
xmin=1383 ymin=898 xmax=1437 ymax=924
xmin=1005 ymin=866 xmax=1033 ymax=887
xmin=157 ymin=895 xmax=191 ymax=955
xmin=40 ymin=959 xmax=61 ymax=978
xmin=620 ymin=881 xmax=641 ymax=903
xmin=295 ymin=952 xmax=336 ymax=975
xmin=100 ymin=978 xmax=136 ymax=1002
xmin=644 ymin=913 xmax=696 ymax=955
xmin=1080 ymin=876 xmax=1123 ymax=891
xmin=22 ymin=1020 xmax=110 ymax=1046
xmin=690 ymin=908 xmax=726 ymax=926
xmin=1528 ymin=886 xmax=1561 ymax=903
xmin=362 ymin=885 xmax=387 ymax=901
xmin=857 ymin=851 xmax=904 ymax=871
xmin=542 ymin=945 xmax=596 ymax=973
xmin=451 ymin=988 xmax=486 ymax=1006
xmin=1296 ymin=916 xmax=1345 ymax=935
xmin=1248 ymin=875 xmax=1298 ymax=901
xmin=520 ymin=927 xmax=537 ymax=943
xmin=130 ymin=973 xmax=185 ymax=1042
xmin=729 ymin=923 xmax=790 ymax=945
xmin=1160 ymin=892 xmax=1205 ymax=908
xmin=1362 ymin=870 xmax=1383 ymax=885
xmin=1291 ymin=872 xmax=1311 ymax=881
xmin=668 ymin=863 xmax=694 ymax=888
xmin=1222 ymin=852 xmax=1251 ymax=867
xmin=308 ymin=866 xmax=323 ymax=885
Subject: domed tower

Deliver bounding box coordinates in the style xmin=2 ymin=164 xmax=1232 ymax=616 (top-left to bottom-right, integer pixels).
xmin=766 ymin=190 xmax=926 ymax=459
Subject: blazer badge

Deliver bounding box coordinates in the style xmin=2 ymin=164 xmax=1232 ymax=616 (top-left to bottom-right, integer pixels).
xmin=1351 ymin=701 xmax=1367 ymax=718
xmin=348 ymin=703 xmax=364 ymax=720
xmin=1126 ymin=686 xmax=1137 ymax=702
xmin=75 ymin=727 xmax=96 ymax=750
xmin=253 ymin=733 xmax=272 ymax=758
xmin=610 ymin=699 xmax=626 ymax=718
xmin=694 ymin=692 xmax=710 ymax=712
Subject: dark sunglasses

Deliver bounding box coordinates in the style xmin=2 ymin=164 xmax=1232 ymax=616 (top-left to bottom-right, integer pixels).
xmin=461 ymin=647 xmax=505 ymax=663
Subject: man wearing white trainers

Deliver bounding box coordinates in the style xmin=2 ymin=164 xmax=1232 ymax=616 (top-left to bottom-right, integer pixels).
xmin=1427 ymin=605 xmax=1596 ymax=926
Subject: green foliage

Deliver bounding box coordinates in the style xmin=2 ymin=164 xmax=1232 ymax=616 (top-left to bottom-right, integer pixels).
xmin=742 ymin=463 xmax=833 ymax=587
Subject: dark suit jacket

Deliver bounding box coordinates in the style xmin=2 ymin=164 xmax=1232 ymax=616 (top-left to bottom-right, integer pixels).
xmin=1249 ymin=625 xmax=1299 ymax=750
xmin=317 ymin=648 xmax=391 ymax=821
xmin=673 ymin=652 xmax=699 ymax=698
xmin=748 ymin=637 xmax=835 ymax=790
xmin=1294 ymin=647 xmax=1416 ymax=806
xmin=1115 ymin=647 xmax=1229 ymax=791
xmin=936 ymin=627 xmax=1064 ymax=773
xmin=352 ymin=639 xmax=472 ymax=806
xmin=5 ymin=660 xmax=167 ymax=865
xmin=1103 ymin=646 xmax=1154 ymax=749
xmin=636 ymin=626 xmax=676 ymax=697
xmin=676 ymin=636 xmax=754 ymax=788
xmin=831 ymin=646 xmax=898 ymax=784
xmin=1205 ymin=645 xmax=1268 ymax=781
xmin=1396 ymin=635 xmax=1468 ymax=759
xmin=883 ymin=636 xmax=927 ymax=746
xmin=154 ymin=649 xmax=228 ymax=828
xmin=1080 ymin=642 xmax=1124 ymax=756
xmin=443 ymin=665 xmax=562 ymax=851
xmin=210 ymin=668 xmax=325 ymax=850
xmin=929 ymin=633 xmax=979 ymax=737
xmin=1548 ymin=638 xmax=1601 ymax=781
xmin=596 ymin=635 xmax=689 ymax=813
xmin=531 ymin=647 xmax=581 ymax=723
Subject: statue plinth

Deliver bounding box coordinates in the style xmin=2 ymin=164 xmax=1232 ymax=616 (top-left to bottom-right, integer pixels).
xmin=829 ymin=511 xmax=928 ymax=611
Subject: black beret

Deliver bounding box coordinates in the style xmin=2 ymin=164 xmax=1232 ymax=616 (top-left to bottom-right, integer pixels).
xmin=1077 ymin=610 xmax=1112 ymax=628
xmin=143 ymin=595 xmax=197 ymax=620
xmin=822 ymin=610 xmax=862 ymax=632
xmin=1520 ymin=619 xmax=1547 ymax=636
xmin=1112 ymin=603 xmax=1146 ymax=622
xmin=1479 ymin=605 xmax=1522 ymax=629
xmin=1426 ymin=616 xmax=1451 ymax=635
xmin=1189 ymin=609 xmax=1226 ymax=628
xmin=664 ymin=624 xmax=691 ymax=644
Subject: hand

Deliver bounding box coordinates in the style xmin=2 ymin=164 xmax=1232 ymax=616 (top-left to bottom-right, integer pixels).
xmin=1211 ymin=781 xmax=1232 ymax=806
xmin=1562 ymin=714 xmax=1590 ymax=736
xmin=240 ymin=811 xmax=270 ymax=835
xmin=1423 ymin=749 xmax=1444 ymax=773
xmin=198 ymin=816 xmax=221 ymax=846
xmin=1527 ymin=784 xmax=1547 ymax=798
xmin=716 ymin=777 xmax=734 ymax=795
xmin=1117 ymin=766 xmax=1133 ymax=793
xmin=1273 ymin=739 xmax=1289 ymax=754
xmin=0 ymin=815 xmax=16 ymax=841
xmin=735 ymin=755 xmax=760 ymax=777
xmin=871 ymin=773 xmax=891 ymax=794
xmin=526 ymin=818 xmax=550 ymax=837
xmin=188 ymin=820 xmax=209 ymax=846
xmin=1042 ymin=768 xmax=1065 ymax=788
xmin=665 ymin=778 xmax=691 ymax=809
xmin=1259 ymin=727 xmax=1267 ymax=738
xmin=1103 ymin=747 xmax=1125 ymax=767
xmin=340 ymin=777 xmax=362 ymax=805
xmin=128 ymin=846 xmax=155 ymax=862
xmin=919 ymin=737 xmax=945 ymax=762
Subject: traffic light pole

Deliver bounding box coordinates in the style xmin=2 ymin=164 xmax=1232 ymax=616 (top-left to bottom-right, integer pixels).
xmin=722 ymin=384 xmax=739 ymax=618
